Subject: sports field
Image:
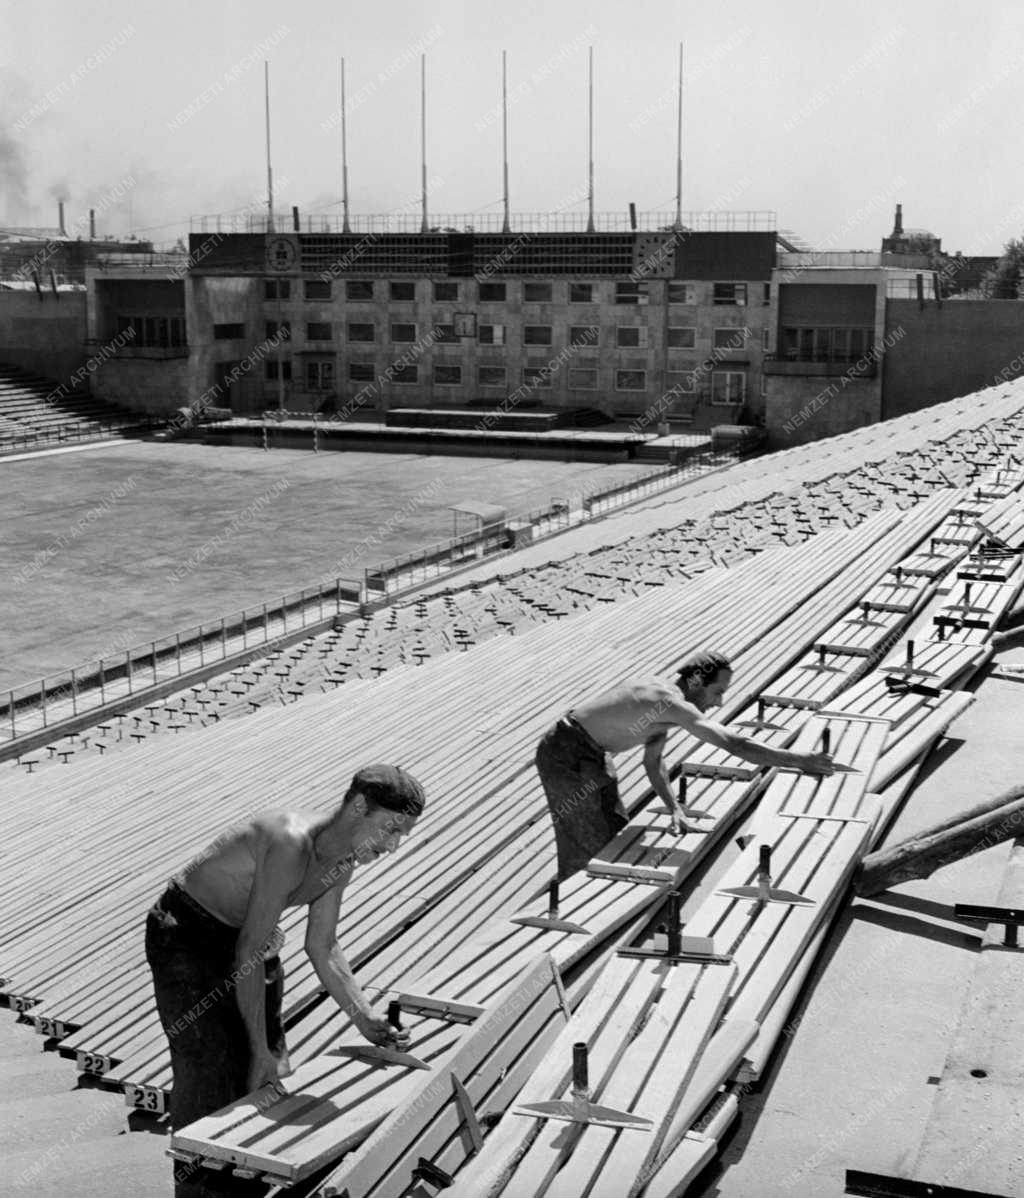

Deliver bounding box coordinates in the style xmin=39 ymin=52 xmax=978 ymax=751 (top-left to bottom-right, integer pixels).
xmin=1 ymin=440 xmax=656 ymax=691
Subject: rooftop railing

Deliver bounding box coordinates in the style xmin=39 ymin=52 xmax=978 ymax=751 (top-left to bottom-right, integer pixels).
xmin=190 ymin=210 xmax=779 ymax=236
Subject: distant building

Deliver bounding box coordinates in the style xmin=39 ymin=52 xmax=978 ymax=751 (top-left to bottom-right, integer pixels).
xmin=881 ymin=203 xmax=941 ymax=257
xmin=185 ymin=219 xmax=781 ymax=428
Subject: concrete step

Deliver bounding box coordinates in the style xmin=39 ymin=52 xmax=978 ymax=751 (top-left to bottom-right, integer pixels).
xmin=0 ymin=1010 xmax=171 ymax=1196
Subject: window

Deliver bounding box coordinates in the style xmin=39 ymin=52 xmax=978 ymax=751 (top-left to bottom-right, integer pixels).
xmin=479 ymin=281 xmax=507 ymax=302
xmin=349 ymin=362 xmax=375 ymax=382
xmin=392 ymin=365 xmax=418 ymax=383
xmin=117 ymin=315 xmax=187 ymax=348
xmin=307 ymin=322 xmax=332 ymax=341
xmin=524 ymin=366 xmax=552 ymax=389
xmin=615 ymin=281 xmax=649 ymax=305
xmin=781 ymin=326 xmax=874 ymax=363
xmin=391 ymin=323 xmax=417 ymax=343
xmin=762 ymin=329 xmax=771 ymax=351
xmin=524 ymin=282 xmax=553 ymax=302
xmin=665 ymin=370 xmax=696 ymax=394
xmin=433 ymin=323 xmax=458 ymax=343
xmin=265 ymin=321 xmax=291 ymax=342
xmin=390 ymin=281 xmax=416 ymax=301
xmin=569 ymin=282 xmax=595 ymax=303
xmin=713 ymin=283 xmax=747 ymax=306
xmin=763 ymin=282 xmax=771 ymax=305
xmin=265 ymin=359 xmax=292 ymax=381
xmin=667 ymin=326 xmax=696 ymax=349
xmin=836 ymin=327 xmax=872 ymax=361
xmin=265 ymin=279 xmax=291 ymax=300
xmin=479 ymin=324 xmax=506 ymax=345
xmin=524 ymin=325 xmax=553 ymax=346
xmin=616 ymin=370 xmax=647 ymax=390
xmin=346 ymin=280 xmax=374 ymax=300
xmin=616 ymin=326 xmax=647 ymax=348
xmin=213 ymin=323 xmax=244 ymax=340
xmin=668 ymin=281 xmax=695 ymax=304
xmin=306 ymin=360 xmax=335 ymax=390
xmin=304 ymin=280 xmax=331 ymax=301
xmin=347 ymin=323 xmax=375 ymax=342
xmin=712 ymin=328 xmax=748 ymax=350
xmin=712 ymin=371 xmax=746 ymax=404
xmin=434 ymin=281 xmax=459 ymax=301
xmin=568 ymin=368 xmax=598 ymax=389
xmin=570 ymin=325 xmax=599 ymax=348
xmin=433 ymin=364 xmax=462 ymax=385
xmin=478 ymin=366 xmax=507 ymax=386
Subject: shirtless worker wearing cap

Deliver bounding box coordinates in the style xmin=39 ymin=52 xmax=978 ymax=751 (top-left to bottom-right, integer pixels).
xmin=145 ymin=763 xmax=425 ymax=1195
xmin=536 ymin=651 xmax=834 ymax=880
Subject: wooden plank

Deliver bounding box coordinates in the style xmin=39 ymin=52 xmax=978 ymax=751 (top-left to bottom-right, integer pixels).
xmin=504 ymin=961 xmax=711 ymax=1198
xmin=447 ymin=956 xmax=662 ymax=1198
xmin=320 ymin=955 xmax=569 ymax=1198
xmin=580 ymin=968 xmax=740 ymax=1198
xmin=637 ymin=1094 xmax=740 ymax=1198
xmin=638 ymin=1018 xmax=759 ymax=1185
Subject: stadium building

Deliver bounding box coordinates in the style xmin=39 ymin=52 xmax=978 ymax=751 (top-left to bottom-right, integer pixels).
xmin=82 ymin=206 xmax=1024 ymax=448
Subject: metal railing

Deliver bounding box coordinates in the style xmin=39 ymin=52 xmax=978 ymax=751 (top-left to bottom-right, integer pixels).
xmin=190 ymin=210 xmax=779 ymax=236
xmin=0 ymin=578 xmax=362 ymax=742
xmin=0 ymin=436 xmax=734 ymax=741
xmin=0 ymin=416 xmax=163 ymax=456
xmin=94 ymin=252 xmax=189 ymax=270
xmin=362 ymin=443 xmax=720 ymax=596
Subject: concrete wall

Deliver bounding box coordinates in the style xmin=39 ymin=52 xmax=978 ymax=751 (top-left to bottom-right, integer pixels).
xmin=763 ymin=268 xmax=890 ymax=446
xmin=764 ymin=374 xmax=881 ymax=447
xmin=186 ymin=274 xmax=265 ymax=414
xmin=82 ymin=272 xmax=189 ymax=415
xmin=0 ymin=290 xmax=87 ymax=386
xmin=882 ymin=299 xmax=1024 ymax=419
xmin=778 ymin=283 xmax=877 ymax=324
xmin=89 ymin=356 xmax=191 ymax=415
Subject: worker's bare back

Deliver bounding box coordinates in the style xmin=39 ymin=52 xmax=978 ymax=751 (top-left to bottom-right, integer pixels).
xmin=572 ymin=677 xmax=693 ymax=753
xmin=179 ymin=811 xmax=343 ymax=927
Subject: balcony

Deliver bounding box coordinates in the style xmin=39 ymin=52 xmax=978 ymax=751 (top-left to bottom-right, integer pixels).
xmin=85 ymin=339 xmax=188 ymax=360
xmin=762 ymin=354 xmax=877 ymax=378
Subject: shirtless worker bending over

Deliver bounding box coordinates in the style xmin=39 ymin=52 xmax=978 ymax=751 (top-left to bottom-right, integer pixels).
xmin=536 ymin=651 xmax=833 ymax=880
xmin=145 ymin=763 xmax=424 ymax=1196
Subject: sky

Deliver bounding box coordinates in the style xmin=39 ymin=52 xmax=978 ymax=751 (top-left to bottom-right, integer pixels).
xmin=2 ymin=0 xmax=1023 ymax=254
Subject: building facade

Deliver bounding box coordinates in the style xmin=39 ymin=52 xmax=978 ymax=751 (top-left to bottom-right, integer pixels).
xmin=764 ymin=256 xmax=922 ymax=446
xmin=178 ymin=227 xmax=777 ymax=426
xmin=70 ymin=219 xmax=1024 ymax=442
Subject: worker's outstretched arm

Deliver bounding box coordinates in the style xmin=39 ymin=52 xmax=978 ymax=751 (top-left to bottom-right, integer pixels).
xmin=665 ymin=696 xmax=833 ymax=775
xmin=305 ymin=884 xmax=408 ymax=1049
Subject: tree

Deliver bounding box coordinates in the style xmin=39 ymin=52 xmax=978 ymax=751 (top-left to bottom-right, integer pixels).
xmin=982 ymin=235 xmax=1024 ymax=299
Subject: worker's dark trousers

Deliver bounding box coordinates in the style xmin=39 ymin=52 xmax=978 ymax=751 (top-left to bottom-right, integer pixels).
xmin=535 ymin=715 xmax=627 ymax=881
xmin=145 ymin=882 xmax=285 ymax=1198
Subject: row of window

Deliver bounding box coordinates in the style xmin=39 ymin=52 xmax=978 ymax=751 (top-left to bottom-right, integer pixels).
xmin=779 ymin=326 xmax=876 ymax=363
xmin=263 ymin=359 xmax=747 ymax=400
xmin=264 ymin=279 xmax=762 ymax=306
xmin=116 ymin=315 xmax=187 ymax=348
xmin=229 ymin=322 xmax=752 ymax=350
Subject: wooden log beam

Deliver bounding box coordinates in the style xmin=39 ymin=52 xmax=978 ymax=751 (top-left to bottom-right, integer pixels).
xmin=854 ymin=784 xmax=1024 ymax=897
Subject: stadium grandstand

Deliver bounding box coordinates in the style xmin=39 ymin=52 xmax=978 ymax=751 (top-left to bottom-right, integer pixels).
xmin=3 ymin=376 xmax=1024 ymax=1197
